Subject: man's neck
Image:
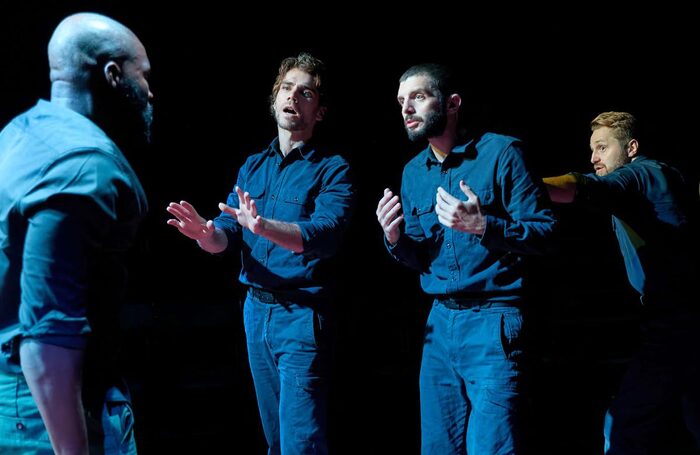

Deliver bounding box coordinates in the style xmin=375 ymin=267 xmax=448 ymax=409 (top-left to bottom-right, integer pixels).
xmin=50 ymin=81 xmax=93 ymax=117
xmin=278 ymin=128 xmax=312 ymax=156
xmin=428 ymin=134 xmax=456 ymax=163
xmin=430 ymin=144 xmax=448 ymax=162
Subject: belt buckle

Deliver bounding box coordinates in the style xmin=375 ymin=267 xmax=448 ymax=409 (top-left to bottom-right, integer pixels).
xmin=437 ymin=296 xmax=480 ymax=310
xmin=252 ymin=288 xmax=276 ymax=304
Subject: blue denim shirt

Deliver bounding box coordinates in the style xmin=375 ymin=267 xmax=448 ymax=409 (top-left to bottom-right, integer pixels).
xmin=389 ymin=133 xmax=556 ymax=301
xmin=214 ymin=138 xmax=354 ymax=299
xmin=574 ymin=156 xmax=697 ymax=298
xmin=0 ymin=100 xmax=147 ymax=363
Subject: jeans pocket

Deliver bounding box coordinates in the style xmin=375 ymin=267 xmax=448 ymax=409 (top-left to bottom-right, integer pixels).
xmin=499 ymin=310 xmax=524 ymax=361
xmin=101 ymin=397 xmax=137 ymax=454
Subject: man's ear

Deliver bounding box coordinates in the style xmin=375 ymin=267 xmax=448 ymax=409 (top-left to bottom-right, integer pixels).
xmin=316 ymin=106 xmax=327 ymax=122
xmin=103 ymin=61 xmax=122 ymax=89
xmin=627 ymin=139 xmax=639 ymax=158
xmin=447 ymin=94 xmax=461 ymax=113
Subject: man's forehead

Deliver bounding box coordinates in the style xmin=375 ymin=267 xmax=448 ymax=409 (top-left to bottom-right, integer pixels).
xmin=398 ymin=75 xmax=432 ymax=93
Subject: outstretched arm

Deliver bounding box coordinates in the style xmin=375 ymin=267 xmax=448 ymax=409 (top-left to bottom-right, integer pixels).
xmin=218 ymin=186 xmax=303 ymax=253
xmin=166 ymin=200 xmax=229 ymax=253
xmin=542 ymin=174 xmax=578 ymax=203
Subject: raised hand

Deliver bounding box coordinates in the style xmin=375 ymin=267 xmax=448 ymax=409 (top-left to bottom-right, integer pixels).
xmin=166 ymin=200 xmax=216 ymax=240
xmin=218 ymin=186 xmax=265 ymax=235
xmin=435 ymin=180 xmax=485 ymax=235
xmin=376 ymin=188 xmax=403 ymax=245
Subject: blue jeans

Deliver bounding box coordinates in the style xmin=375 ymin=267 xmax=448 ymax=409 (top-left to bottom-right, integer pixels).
xmin=604 ymin=307 xmax=700 ymax=454
xmin=0 ymin=371 xmax=136 ymax=454
xmin=420 ymin=300 xmax=527 ymax=454
xmin=243 ymin=293 xmax=331 ymax=455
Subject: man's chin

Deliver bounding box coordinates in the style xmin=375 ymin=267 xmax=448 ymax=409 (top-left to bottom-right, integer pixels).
xmin=406 ymin=129 xmax=425 ymax=142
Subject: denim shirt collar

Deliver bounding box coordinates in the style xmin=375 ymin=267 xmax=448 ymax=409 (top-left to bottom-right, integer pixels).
xmin=422 ymin=137 xmax=475 ymax=170
xmin=267 ymin=137 xmax=317 ymax=163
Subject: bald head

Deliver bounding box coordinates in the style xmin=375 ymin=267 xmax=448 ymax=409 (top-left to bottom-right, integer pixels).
xmin=48 ymin=13 xmax=154 ymax=142
xmin=48 ymin=13 xmax=143 ymax=86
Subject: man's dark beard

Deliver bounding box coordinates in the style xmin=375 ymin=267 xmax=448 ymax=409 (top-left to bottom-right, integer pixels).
xmin=406 ymin=107 xmax=447 ymax=142
xmin=117 ymin=78 xmax=153 ymax=144
xmin=95 ymin=77 xmax=153 ymax=147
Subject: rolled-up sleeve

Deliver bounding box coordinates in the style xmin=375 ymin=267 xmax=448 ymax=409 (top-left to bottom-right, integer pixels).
xmin=480 ymin=144 xmax=557 ymax=255
xmin=19 ymin=151 xmax=124 ymax=349
xmin=297 ymin=159 xmax=354 ymax=259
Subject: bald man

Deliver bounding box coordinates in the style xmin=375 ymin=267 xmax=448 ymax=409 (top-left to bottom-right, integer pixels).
xmin=0 ymin=13 xmax=152 ymax=454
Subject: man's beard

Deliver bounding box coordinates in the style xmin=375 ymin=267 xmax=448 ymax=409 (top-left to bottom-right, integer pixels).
xmin=115 ymin=78 xmax=153 ymax=144
xmin=406 ymin=107 xmax=447 ymax=142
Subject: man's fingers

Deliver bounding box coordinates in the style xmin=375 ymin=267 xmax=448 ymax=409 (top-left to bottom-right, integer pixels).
xmin=437 ymin=213 xmax=451 ymax=227
xmin=377 ymin=190 xmax=395 ymax=214
xmin=377 ymin=195 xmax=399 ymax=218
xmin=166 ymin=206 xmax=196 ymax=224
xmin=243 ymin=191 xmax=252 ymax=211
xmin=436 ymin=187 xmax=460 ymax=205
xmin=219 ymin=202 xmax=234 ymax=214
xmin=460 ymin=180 xmax=477 ymax=200
xmin=381 ymin=201 xmax=402 ymax=225
xmin=180 ymin=200 xmax=198 ymax=215
xmin=387 ymin=214 xmax=404 ymax=231
xmin=235 ymin=186 xmax=246 ymax=205
xmin=434 ymin=202 xmax=448 ymax=218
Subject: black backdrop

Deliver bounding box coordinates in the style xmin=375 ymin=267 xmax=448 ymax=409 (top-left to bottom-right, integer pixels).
xmin=2 ymin=3 xmax=698 ymax=453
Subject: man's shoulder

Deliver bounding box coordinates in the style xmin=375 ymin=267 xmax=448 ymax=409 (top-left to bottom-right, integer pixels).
xmin=310 ymin=145 xmax=351 ymax=168
xmin=18 ymin=100 xmax=121 ymax=160
xmin=628 ymin=155 xmax=664 ymax=170
xmin=1 ymin=101 xmax=132 ymax=187
xmin=476 ymin=132 xmax=521 ymax=151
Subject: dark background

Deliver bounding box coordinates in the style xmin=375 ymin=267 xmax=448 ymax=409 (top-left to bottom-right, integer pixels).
xmin=2 ymin=3 xmax=698 ymax=453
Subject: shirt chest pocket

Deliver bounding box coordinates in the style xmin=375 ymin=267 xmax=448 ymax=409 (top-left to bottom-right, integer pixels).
xmin=243 ymin=183 xmax=266 ymax=217
xmin=472 ymin=188 xmax=495 ymax=212
xmin=410 ymin=187 xmax=496 ymax=237
xmin=278 ymin=189 xmax=314 ymax=221
xmin=413 ymin=202 xmax=439 ymax=238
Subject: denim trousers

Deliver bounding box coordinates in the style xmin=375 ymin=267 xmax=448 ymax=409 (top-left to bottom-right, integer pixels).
xmin=0 ymin=370 xmax=137 ymax=454
xmin=420 ymin=300 xmax=527 ymax=454
xmin=604 ymin=307 xmax=700 ymax=454
xmin=243 ymin=293 xmax=331 ymax=455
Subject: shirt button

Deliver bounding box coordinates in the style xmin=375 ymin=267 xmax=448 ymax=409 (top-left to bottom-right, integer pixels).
xmin=16 ymin=422 xmax=24 ymax=431
xmin=271 ymin=194 xmax=276 ymax=199
xmin=446 ymin=243 xmax=451 ymax=249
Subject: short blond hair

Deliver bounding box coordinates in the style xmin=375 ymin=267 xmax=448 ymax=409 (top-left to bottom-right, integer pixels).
xmin=591 ymin=111 xmax=637 ymax=145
